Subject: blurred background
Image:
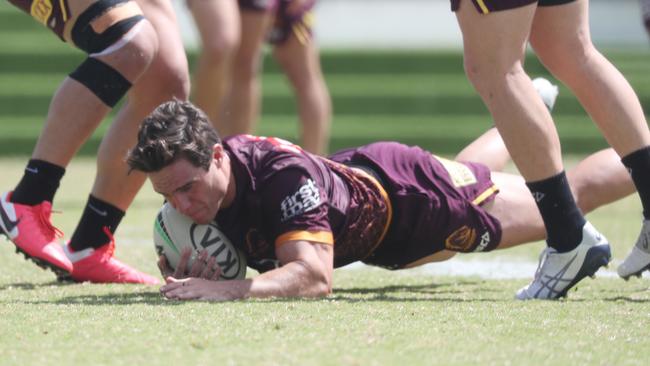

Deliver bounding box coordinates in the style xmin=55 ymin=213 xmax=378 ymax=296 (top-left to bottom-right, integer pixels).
xmin=1 ymin=0 xmax=649 ymax=156
xmin=173 ymin=0 xmax=649 ymax=50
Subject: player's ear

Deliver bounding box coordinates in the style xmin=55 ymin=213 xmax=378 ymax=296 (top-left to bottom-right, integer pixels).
xmin=212 ymin=143 xmax=224 ymax=159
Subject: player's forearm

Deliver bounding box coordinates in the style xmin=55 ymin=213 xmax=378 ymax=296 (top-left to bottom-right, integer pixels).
xmin=249 ymin=259 xmax=332 ymax=299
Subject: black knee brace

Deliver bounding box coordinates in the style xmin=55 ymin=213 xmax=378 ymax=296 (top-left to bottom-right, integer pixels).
xmin=71 ymin=0 xmax=144 ymax=54
xmin=69 ymin=57 xmax=132 ymax=107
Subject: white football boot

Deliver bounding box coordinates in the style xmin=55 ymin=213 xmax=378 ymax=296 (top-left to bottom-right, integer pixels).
xmin=618 ymin=220 xmax=650 ymax=279
xmin=516 ymin=222 xmax=611 ymax=300
xmin=532 ymin=77 xmax=559 ymax=111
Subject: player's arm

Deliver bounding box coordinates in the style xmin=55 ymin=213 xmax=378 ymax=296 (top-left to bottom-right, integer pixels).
xmin=159 ymin=239 xmax=334 ymax=301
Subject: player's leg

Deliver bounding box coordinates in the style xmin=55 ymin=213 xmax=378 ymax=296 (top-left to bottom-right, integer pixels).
xmin=491 ymin=151 xmax=634 ymax=249
xmin=530 ymin=0 xmax=650 ymax=280
xmin=455 ymin=77 xmax=559 ymax=171
xmin=455 ymin=0 xmax=611 ymax=299
xmin=271 ymin=6 xmax=331 ymax=155
xmin=224 ymin=7 xmax=274 ymax=137
xmin=568 ymin=149 xmax=635 ymax=214
xmin=407 ymin=148 xmax=636 ymax=267
xmin=1 ymin=0 xmax=158 ymax=277
xmin=455 ymin=127 xmax=509 ymax=171
xmin=188 ymin=0 xmax=241 ymax=127
xmin=64 ymin=0 xmax=190 ymax=283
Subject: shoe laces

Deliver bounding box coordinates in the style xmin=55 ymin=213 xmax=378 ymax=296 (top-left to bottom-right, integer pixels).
xmin=101 ymin=226 xmax=116 ymax=259
xmin=36 ymin=203 xmax=63 ymax=240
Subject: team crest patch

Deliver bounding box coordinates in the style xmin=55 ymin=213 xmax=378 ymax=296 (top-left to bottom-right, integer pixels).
xmin=445 ymin=225 xmax=477 ymax=251
xmin=30 ymin=0 xmax=53 ymax=25
xmin=280 ymin=179 xmax=321 ymax=222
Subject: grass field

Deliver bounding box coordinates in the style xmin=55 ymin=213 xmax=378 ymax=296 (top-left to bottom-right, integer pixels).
xmin=1 ymin=3 xmax=650 ymax=365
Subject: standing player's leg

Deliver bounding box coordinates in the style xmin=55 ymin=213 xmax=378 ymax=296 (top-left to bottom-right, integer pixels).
xmin=271 ymin=1 xmax=331 ymax=155
xmin=223 ymin=5 xmax=275 ymax=137
xmin=64 ymin=0 xmax=191 ymax=283
xmin=453 ymin=0 xmax=609 ymax=300
xmin=455 ymin=77 xmax=559 ymax=171
xmin=187 ymin=0 xmax=241 ymax=127
xmin=0 ymin=0 xmax=158 ymax=278
xmin=530 ymin=0 xmax=650 ymax=280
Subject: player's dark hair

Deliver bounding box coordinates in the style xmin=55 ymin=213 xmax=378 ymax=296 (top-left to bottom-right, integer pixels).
xmin=127 ymin=99 xmax=221 ymax=173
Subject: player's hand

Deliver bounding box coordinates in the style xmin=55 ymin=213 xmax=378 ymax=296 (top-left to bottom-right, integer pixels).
xmin=161 ymin=277 xmax=235 ymax=301
xmin=187 ymin=249 xmax=223 ymax=281
xmin=158 ymin=247 xmax=193 ymax=279
xmin=157 ymin=254 xmax=174 ymax=278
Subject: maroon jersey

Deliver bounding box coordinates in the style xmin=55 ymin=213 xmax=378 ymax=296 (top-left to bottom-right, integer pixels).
xmin=218 ymin=135 xmax=390 ymax=273
xmin=219 ymin=136 xmax=501 ymax=273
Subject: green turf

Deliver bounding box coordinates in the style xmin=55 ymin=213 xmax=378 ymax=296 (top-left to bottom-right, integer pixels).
xmin=1 ymin=158 xmax=649 ymax=365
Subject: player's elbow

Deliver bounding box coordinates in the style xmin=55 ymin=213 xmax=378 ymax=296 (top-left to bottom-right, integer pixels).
xmin=294 ymin=260 xmax=332 ymax=298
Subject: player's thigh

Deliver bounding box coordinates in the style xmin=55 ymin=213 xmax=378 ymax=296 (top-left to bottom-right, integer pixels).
xmin=10 ymin=0 xmax=145 ymax=49
xmin=234 ymin=10 xmax=274 ymax=75
xmin=529 ymin=0 xmax=591 ymax=70
xmin=130 ymin=0 xmax=189 ymax=101
xmin=272 ymin=35 xmax=321 ymax=89
xmin=188 ymin=0 xmax=241 ymax=53
xmin=486 ymin=172 xmax=546 ymax=249
xmin=454 ymin=0 xmax=536 ymax=71
xmin=239 ymin=10 xmax=274 ymax=57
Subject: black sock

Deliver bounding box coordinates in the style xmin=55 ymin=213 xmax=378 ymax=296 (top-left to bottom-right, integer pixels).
xmin=527 ymin=171 xmax=586 ymax=252
xmin=622 ymin=146 xmax=650 ymax=220
xmin=68 ymin=195 xmax=125 ymax=251
xmin=11 ymin=159 xmax=65 ymax=205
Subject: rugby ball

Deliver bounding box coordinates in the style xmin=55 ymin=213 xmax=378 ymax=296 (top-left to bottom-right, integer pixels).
xmin=153 ymin=203 xmax=246 ymax=280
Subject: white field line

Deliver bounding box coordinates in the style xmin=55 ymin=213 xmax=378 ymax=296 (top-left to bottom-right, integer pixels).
xmin=339 ymin=258 xmax=649 ymax=279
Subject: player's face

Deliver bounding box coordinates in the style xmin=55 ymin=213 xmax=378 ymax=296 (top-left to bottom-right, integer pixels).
xmin=150 ymin=146 xmax=232 ymax=224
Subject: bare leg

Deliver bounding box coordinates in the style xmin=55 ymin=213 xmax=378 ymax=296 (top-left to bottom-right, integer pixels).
xmin=568 ymin=149 xmax=635 ymax=214
xmin=272 ymin=32 xmax=331 ymax=155
xmin=91 ymin=0 xmax=190 ymax=209
xmin=225 ymin=10 xmax=274 ymax=137
xmin=189 ymin=0 xmax=241 ymax=127
xmin=530 ymin=0 xmax=650 ymax=157
xmin=455 ymin=128 xmax=509 ymax=171
xmin=489 ymin=151 xmax=634 ymax=249
xmin=32 ymin=12 xmax=159 ymax=166
xmin=456 ymin=2 xmax=563 ymax=181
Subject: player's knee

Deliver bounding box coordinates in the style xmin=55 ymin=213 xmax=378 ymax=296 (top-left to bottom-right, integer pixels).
xmin=113 ymin=20 xmax=159 ymax=76
xmin=68 ymin=26 xmax=159 ymax=107
xmin=462 ymin=57 xmax=496 ymax=93
xmin=70 ymin=57 xmax=137 ymax=107
xmin=201 ymin=35 xmax=240 ymax=64
xmin=67 ymin=5 xmax=161 ymax=106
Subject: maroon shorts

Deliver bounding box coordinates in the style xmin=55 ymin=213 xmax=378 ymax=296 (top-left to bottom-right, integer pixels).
xmin=239 ymin=0 xmax=278 ymax=11
xmin=8 ymin=0 xmax=140 ymax=48
xmin=329 ymin=142 xmax=503 ymax=270
xmin=239 ymin=0 xmax=315 ymax=45
xmin=451 ymin=0 xmax=575 ymax=13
